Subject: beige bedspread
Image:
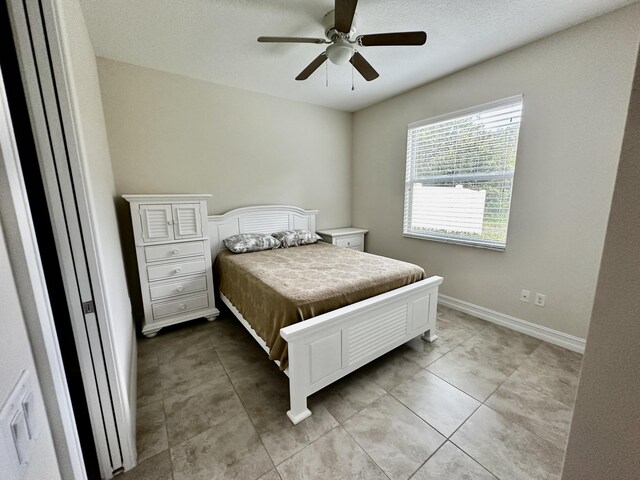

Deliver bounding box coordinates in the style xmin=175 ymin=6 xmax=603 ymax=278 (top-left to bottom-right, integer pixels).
xmin=215 ymin=242 xmax=425 ymax=369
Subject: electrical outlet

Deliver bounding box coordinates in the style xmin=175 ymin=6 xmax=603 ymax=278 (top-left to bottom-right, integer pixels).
xmin=535 ymin=293 xmax=546 ymax=307
xmin=520 ymin=289 xmax=530 ymax=302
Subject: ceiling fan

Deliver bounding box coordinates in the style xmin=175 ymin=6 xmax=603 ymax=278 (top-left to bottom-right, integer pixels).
xmin=257 ymin=0 xmax=427 ymax=82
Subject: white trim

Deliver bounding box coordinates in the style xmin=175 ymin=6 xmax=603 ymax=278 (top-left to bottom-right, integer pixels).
xmin=408 ymin=94 xmax=524 ymax=129
xmin=0 ymin=67 xmax=86 ymax=478
xmin=43 ymin=0 xmax=136 ymax=470
xmin=122 ymin=194 xmax=212 ymax=203
xmin=402 ymin=232 xmax=506 ymax=251
xmin=438 ymin=294 xmax=586 ymax=353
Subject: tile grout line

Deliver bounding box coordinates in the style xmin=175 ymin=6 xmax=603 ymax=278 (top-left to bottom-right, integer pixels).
xmin=135 ymin=312 xmax=569 ymax=478
xmin=442 ymin=342 xmax=563 ymax=479
xmin=447 ymin=436 xmax=501 ymax=480
xmin=413 ymin=314 xmax=530 ymax=479
xmin=151 ymin=327 xmax=217 ymax=480
xmin=338 ymin=420 xmax=392 ymax=480
xmin=480 ymin=371 xmax=572 ymax=452
xmin=138 ymin=324 xmax=263 ymax=479
xmin=213 ymin=345 xmax=278 ymax=478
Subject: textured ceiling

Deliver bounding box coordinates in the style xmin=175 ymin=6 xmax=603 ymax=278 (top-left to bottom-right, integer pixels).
xmin=79 ymin=0 xmax=634 ymax=112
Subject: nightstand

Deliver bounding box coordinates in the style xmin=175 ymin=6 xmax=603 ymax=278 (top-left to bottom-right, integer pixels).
xmin=316 ymin=227 xmax=368 ymax=252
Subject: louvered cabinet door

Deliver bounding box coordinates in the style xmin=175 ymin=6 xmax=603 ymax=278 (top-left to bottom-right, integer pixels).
xmin=140 ymin=204 xmax=174 ymax=242
xmin=171 ymin=203 xmax=203 ymax=239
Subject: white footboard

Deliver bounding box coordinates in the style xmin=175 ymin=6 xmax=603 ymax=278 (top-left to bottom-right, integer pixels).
xmin=280 ymin=275 xmax=443 ymax=424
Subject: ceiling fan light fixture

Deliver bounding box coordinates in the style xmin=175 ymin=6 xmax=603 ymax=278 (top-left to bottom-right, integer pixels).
xmin=326 ymin=41 xmax=354 ymax=65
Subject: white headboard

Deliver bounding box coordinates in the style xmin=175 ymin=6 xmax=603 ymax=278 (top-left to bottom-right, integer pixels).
xmin=208 ymin=205 xmax=318 ymax=259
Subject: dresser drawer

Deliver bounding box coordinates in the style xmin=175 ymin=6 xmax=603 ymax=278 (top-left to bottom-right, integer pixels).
xmin=336 ymin=235 xmax=362 ymax=249
xmin=144 ymin=240 xmax=205 ymax=262
xmin=147 ymin=258 xmax=206 ymax=282
xmin=149 ymin=275 xmax=207 ymax=301
xmin=151 ymin=293 xmax=209 ymax=320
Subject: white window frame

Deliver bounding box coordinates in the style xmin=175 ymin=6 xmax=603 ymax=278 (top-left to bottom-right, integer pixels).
xmin=403 ymin=95 xmax=523 ymax=251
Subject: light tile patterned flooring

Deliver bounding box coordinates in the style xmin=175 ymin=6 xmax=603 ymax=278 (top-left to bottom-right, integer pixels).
xmin=122 ymin=306 xmax=582 ymax=480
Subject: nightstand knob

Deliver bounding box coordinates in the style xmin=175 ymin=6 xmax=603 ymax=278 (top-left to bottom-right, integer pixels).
xmin=178 ymin=303 xmax=186 ymax=311
xmin=175 ymin=267 xmax=182 ymax=273
xmin=347 ymin=241 xmax=351 ymax=246
xmin=177 ymin=286 xmax=184 ymax=292
xmin=172 ymin=249 xmax=179 ymax=255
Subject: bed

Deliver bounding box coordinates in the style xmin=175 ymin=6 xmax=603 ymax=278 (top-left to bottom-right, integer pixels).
xmin=209 ymin=205 xmax=443 ymax=424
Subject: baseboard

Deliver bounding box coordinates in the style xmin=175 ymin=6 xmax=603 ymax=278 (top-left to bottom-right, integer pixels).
xmin=127 ymin=331 xmax=138 ymax=469
xmin=438 ymin=294 xmax=586 ymax=354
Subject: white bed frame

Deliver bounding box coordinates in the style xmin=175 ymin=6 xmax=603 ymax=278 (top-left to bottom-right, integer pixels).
xmin=208 ymin=205 xmax=443 ymax=424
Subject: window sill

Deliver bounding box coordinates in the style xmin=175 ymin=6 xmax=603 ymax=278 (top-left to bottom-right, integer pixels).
xmin=402 ymin=232 xmax=506 ymax=251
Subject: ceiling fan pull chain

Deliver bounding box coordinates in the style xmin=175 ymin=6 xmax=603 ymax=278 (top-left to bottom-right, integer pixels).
xmin=326 ymin=60 xmax=329 ymax=87
xmin=351 ymin=62 xmax=355 ymax=91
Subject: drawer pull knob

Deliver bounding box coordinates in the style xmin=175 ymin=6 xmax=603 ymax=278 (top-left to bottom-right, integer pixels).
xmin=175 ymin=267 xmax=182 ymax=273
xmin=178 ymin=304 xmax=186 ymax=310
xmin=177 ymin=286 xmax=184 ymax=292
xmin=347 ymin=242 xmax=351 ymax=246
xmin=172 ymin=249 xmax=179 ymax=254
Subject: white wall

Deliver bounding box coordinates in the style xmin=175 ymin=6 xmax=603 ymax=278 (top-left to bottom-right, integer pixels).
xmin=351 ymin=4 xmax=640 ymax=340
xmin=0 ymin=211 xmax=61 ymax=480
xmin=97 ymin=58 xmax=353 ymax=227
xmin=54 ymin=0 xmax=136 ymax=465
xmin=562 ymin=44 xmax=640 ymax=480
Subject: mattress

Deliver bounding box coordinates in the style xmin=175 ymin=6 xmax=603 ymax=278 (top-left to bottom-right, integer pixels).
xmin=215 ymin=241 xmax=425 ymax=369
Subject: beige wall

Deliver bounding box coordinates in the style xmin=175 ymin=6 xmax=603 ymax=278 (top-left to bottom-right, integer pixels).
xmin=351 ymin=4 xmax=640 ymax=340
xmin=561 ymin=44 xmax=640 ymax=480
xmin=97 ymin=58 xmax=352 ymax=320
xmin=97 ymin=58 xmax=353 ymax=227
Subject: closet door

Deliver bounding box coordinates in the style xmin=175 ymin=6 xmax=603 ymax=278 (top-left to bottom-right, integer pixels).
xmin=140 ymin=204 xmax=174 ymax=243
xmin=172 ymin=203 xmax=202 ymax=239
xmin=8 ymin=0 xmax=136 ymax=475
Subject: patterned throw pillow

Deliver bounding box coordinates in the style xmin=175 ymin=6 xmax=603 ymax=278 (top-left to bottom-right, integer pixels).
xmin=271 ymin=229 xmax=321 ymax=248
xmin=224 ymin=233 xmax=281 ymax=253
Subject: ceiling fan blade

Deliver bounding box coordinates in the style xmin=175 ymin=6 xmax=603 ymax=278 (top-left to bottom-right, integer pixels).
xmin=335 ymin=0 xmax=358 ymax=33
xmin=295 ymin=53 xmax=328 ymax=80
xmin=357 ymin=31 xmax=427 ymax=47
xmin=350 ymin=52 xmax=379 ymax=81
xmin=257 ymin=36 xmax=327 ymax=44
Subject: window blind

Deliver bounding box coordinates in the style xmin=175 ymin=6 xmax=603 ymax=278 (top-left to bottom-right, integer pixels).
xmin=403 ymin=96 xmax=523 ymax=250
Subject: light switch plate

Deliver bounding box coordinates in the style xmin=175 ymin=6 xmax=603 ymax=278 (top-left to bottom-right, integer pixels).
xmin=0 ymin=370 xmax=38 ymax=479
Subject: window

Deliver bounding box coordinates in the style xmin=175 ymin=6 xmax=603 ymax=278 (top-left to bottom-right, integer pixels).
xmin=403 ymin=96 xmax=523 ymax=250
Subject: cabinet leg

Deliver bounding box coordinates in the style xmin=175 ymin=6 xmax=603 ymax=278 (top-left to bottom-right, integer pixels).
xmin=421 ymin=328 xmax=438 ymax=343
xmin=143 ymin=330 xmax=160 ymax=338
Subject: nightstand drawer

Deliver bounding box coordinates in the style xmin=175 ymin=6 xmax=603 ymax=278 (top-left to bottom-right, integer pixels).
xmin=147 ymin=258 xmax=206 ymax=282
xmin=151 ymin=293 xmax=209 ymax=320
xmin=336 ymin=235 xmax=362 ymax=248
xmin=149 ymin=275 xmax=207 ymax=300
xmin=144 ymin=240 xmax=204 ymax=262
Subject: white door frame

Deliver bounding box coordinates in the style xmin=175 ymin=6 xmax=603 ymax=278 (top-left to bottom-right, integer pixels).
xmin=7 ymin=0 xmax=136 ymax=477
xmin=0 ymin=68 xmax=85 ymax=478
